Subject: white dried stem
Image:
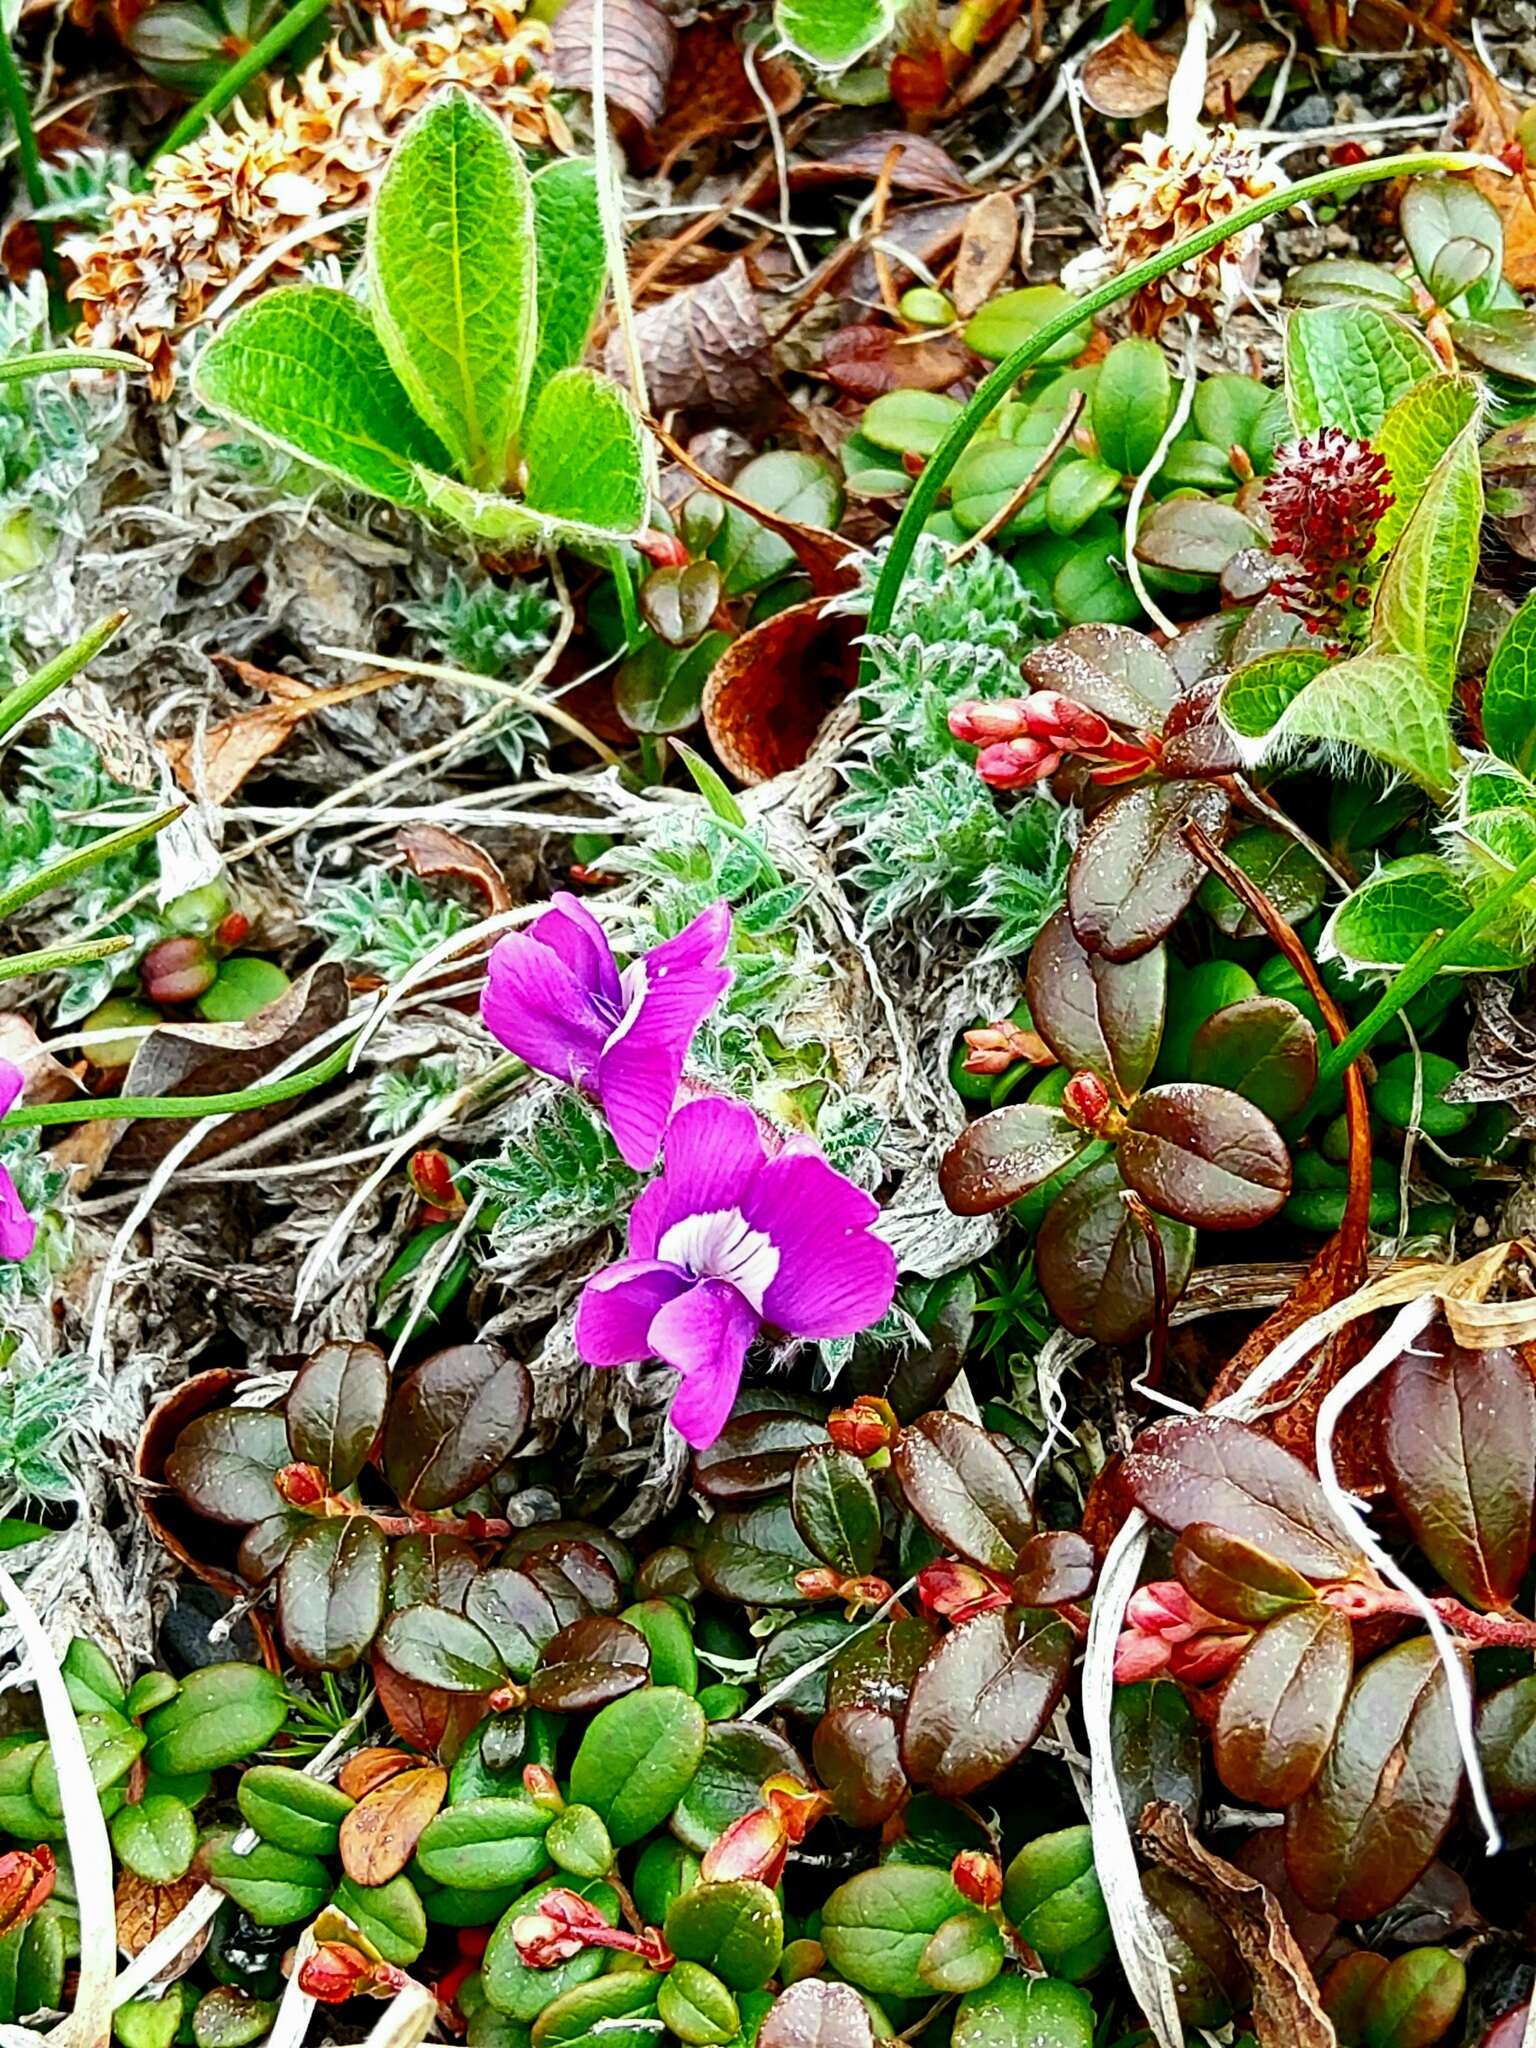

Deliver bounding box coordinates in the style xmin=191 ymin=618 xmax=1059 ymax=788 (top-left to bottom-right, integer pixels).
xmin=0 ymin=1568 xmax=115 ymax=2048
xmin=1124 ymin=319 xmax=1199 ymax=637
xmin=361 ymin=1980 xmax=437 ymax=2048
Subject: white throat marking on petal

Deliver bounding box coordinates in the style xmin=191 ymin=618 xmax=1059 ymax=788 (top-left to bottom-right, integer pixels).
xmin=657 ymin=1207 xmax=780 ymax=1313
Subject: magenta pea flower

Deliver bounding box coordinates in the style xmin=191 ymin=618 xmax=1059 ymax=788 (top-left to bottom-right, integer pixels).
xmin=0 ymin=1064 xmax=36 ymax=1263
xmin=480 ymin=894 xmax=731 ymax=1171
xmin=574 ymin=1096 xmax=899 ymax=1448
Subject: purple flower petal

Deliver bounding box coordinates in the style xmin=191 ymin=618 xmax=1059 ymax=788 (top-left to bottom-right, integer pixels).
xmin=629 ymin=1095 xmax=767 ymax=1260
xmin=0 ymin=1168 xmax=36 ymax=1263
xmin=648 ymin=1278 xmax=757 ymax=1448
xmin=743 ymin=1152 xmax=897 ymax=1336
xmin=481 ymin=929 xmax=607 ymax=1086
xmin=597 ymin=903 xmax=732 ymax=1170
xmin=575 ymin=1259 xmax=691 ymax=1366
xmin=0 ymin=1062 xmax=22 ymax=1119
xmin=530 ymin=894 xmax=622 ymax=1012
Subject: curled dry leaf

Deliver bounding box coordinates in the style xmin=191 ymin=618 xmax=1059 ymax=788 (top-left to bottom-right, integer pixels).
xmin=164 ymin=659 xmax=404 ymax=806
xmin=792 ymin=132 xmax=975 ymax=201
xmin=398 ymin=823 xmax=512 ymax=914
xmin=822 ymin=322 xmax=973 ymax=398
xmin=951 ymin=191 xmax=1018 ymax=318
xmin=702 ymin=599 xmax=859 ymax=785
xmin=614 ymin=257 xmax=774 ymax=414
xmin=1138 ymin=1802 xmax=1334 ymax=2048
xmin=551 ymin=0 xmax=678 ymax=134
xmin=115 ymin=1867 xmax=206 ymax=1959
xmin=1082 ymin=23 xmax=1285 ymax=120
xmin=651 ymin=19 xmax=802 ymax=174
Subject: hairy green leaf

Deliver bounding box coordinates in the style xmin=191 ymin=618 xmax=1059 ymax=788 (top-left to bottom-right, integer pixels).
xmin=1372 ymin=417 xmax=1482 ymax=695
xmin=1483 ymin=588 xmax=1536 ymax=776
xmin=1323 ymin=854 xmax=1528 ymax=972
xmin=529 ymin=157 xmax=605 ymax=417
xmin=773 ymin=0 xmax=895 ymax=68
xmin=522 ymin=367 xmax=647 ymax=535
xmin=1372 ymin=372 xmax=1481 ymax=555
xmin=1285 ymin=305 xmax=1437 ymax=437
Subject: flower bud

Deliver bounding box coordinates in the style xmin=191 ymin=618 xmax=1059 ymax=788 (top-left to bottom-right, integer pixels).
xmin=951 ymin=1849 xmax=1003 ymax=1910
xmin=1115 ymin=1580 xmax=1250 ymax=1686
xmin=701 ymin=1807 xmax=789 ymax=1887
xmin=975 ymin=736 xmax=1061 ymax=790
xmin=298 ymin=1942 xmax=406 ymax=2004
xmin=522 ymin=1765 xmax=565 ymax=1812
xmin=961 ymin=1020 xmax=1051 ymax=1077
xmin=408 ymin=1149 xmax=464 ymax=1215
xmin=948 ymin=698 xmax=1027 ymax=746
xmin=1061 ymin=1071 xmax=1112 ymax=1132
xmin=0 ymin=1847 xmax=53 ymax=1938
xmin=214 ymin=911 xmax=251 ymax=950
xmin=838 ymin=1576 xmax=893 ymax=1614
xmin=635 ymin=529 xmax=690 ymax=568
xmin=140 ymin=934 xmax=217 ymax=1005
xmin=917 ymin=1559 xmax=1012 ymax=1623
xmin=274 ymin=1462 xmax=329 ymax=1509
xmin=511 ymin=1890 xmax=612 ymax=1968
xmin=1019 ymin=691 xmax=1112 ymax=750
xmin=827 ymin=1396 xmax=896 ymax=1459
xmin=793 ymin=1568 xmax=845 ymax=1602
xmin=762 ymin=1774 xmax=830 ymax=1843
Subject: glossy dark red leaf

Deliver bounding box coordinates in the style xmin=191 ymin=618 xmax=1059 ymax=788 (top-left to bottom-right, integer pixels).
xmin=1012 ymin=1530 xmax=1096 ymax=1608
xmin=463 ymin=1567 xmax=559 ymax=1681
xmin=938 ymin=1103 xmax=1087 ymax=1217
xmin=1478 ymin=1673 xmax=1536 ymax=1809
xmin=828 ymin=1616 xmax=935 ymax=1712
xmin=1119 ymin=1083 xmax=1291 ymax=1229
xmin=822 ymin=322 xmax=972 ymax=397
xmin=165 ymin=1407 xmax=287 ymax=1527
xmin=1023 ymin=623 xmax=1181 ymax=732
xmin=1123 ymin=1417 xmax=1360 ymax=1581
xmin=1214 ymin=1604 xmax=1352 ymax=1808
xmin=1188 ymin=997 xmax=1319 ymax=1124
xmin=1382 ymin=1323 xmax=1536 ymax=1611
xmin=791 ymin=1444 xmax=881 ymax=1578
xmin=813 ymin=1704 xmax=908 ymax=1828
xmin=1067 ymin=779 xmax=1232 ymax=962
xmin=1036 ymin=1157 xmax=1194 ymax=1344
xmin=381 ymin=1342 xmax=531 ymax=1511
xmin=527 ymin=1617 xmax=651 ymax=1712
xmin=1174 ymin=1524 xmax=1318 ymax=1625
xmin=693 ymin=1409 xmax=829 ymax=1502
xmin=1285 ymin=1638 xmax=1466 ymax=1918
xmin=1025 ymin=910 xmax=1166 ymax=1099
xmin=891 ymin=1413 xmax=1034 ymax=1571
xmin=900 ymin=1608 xmax=1072 ymax=1797
xmin=277 ymin=1516 xmax=387 ymax=1674
xmin=285 ymin=1341 xmax=388 ymax=1490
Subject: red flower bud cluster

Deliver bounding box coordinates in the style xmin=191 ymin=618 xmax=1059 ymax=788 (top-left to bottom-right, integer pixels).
xmin=949 ymin=692 xmax=1159 ymax=791
xmin=951 ymin=1849 xmax=1003 ymax=1909
xmin=0 ymin=1847 xmax=53 ymax=1938
xmin=298 ymin=1941 xmax=408 ymax=2004
xmin=917 ymin=1558 xmax=1012 ymax=1624
xmin=827 ymin=1395 xmax=897 ymax=1459
xmin=1263 ymin=428 xmax=1394 ymax=644
xmin=1114 ymin=1581 xmax=1251 ymax=1686
xmin=511 ymin=1889 xmax=668 ymax=1971
xmin=701 ymin=1774 xmax=829 ymax=1887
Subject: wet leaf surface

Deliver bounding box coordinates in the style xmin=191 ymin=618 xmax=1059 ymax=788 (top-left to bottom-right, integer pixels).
xmin=284 ymin=1341 xmax=388 ymax=1490
xmin=1214 ymin=1604 xmax=1353 ymax=1807
xmin=1025 ymin=911 xmax=1166 ymax=1098
xmin=891 ymin=1413 xmax=1034 ymax=1570
xmin=527 ymin=1616 xmax=651 ymax=1711
xmin=380 ymin=1342 xmax=531 ymax=1511
xmin=276 ymin=1516 xmax=387 ymax=1673
xmin=338 ymin=1764 xmax=447 ymax=1886
xmin=1068 ymin=780 xmax=1233 ymax=962
xmin=814 ymin=1703 xmax=908 ymax=1827
xmin=1188 ymin=998 xmax=1318 ymax=1123
xmin=1124 ymin=1417 xmax=1360 ymax=1580
xmin=939 ymin=1102 xmax=1088 ymax=1217
xmin=901 ymin=1607 xmax=1073 ymax=1796
xmin=791 ymin=1443 xmax=882 ymax=1577
xmin=1036 ymin=1156 xmax=1195 ymax=1344
xmin=1119 ymin=1083 xmax=1292 ymax=1229
xmin=166 ymin=1408 xmax=286 ymax=1527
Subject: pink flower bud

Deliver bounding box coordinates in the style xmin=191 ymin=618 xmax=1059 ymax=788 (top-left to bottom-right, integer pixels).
xmin=0 ymin=1848 xmax=53 ymax=1938
xmin=140 ymin=935 xmax=217 ymax=1005
xmin=917 ymin=1559 xmax=1012 ymax=1623
xmin=1115 ymin=1581 xmax=1250 ymax=1687
xmin=701 ymin=1808 xmax=789 ymax=1887
xmin=949 ymin=698 xmax=1028 ymax=745
xmin=521 ymin=1765 xmax=564 ymax=1812
xmin=961 ymin=1020 xmax=1052 ymax=1077
xmin=827 ymin=1397 xmax=896 ymax=1458
xmin=1019 ymin=691 xmax=1112 ymax=750
xmin=298 ymin=1942 xmax=407 ymax=2004
xmin=951 ymin=1850 xmax=1002 ymax=1909
xmin=1062 ymin=1071 xmax=1111 ymax=1132
xmin=511 ymin=1889 xmax=615 ymax=1968
xmin=976 ymin=737 xmax=1062 ymax=789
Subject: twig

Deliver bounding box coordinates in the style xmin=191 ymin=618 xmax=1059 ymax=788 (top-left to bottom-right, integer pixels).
xmin=870 ymin=143 xmax=905 ymax=321
xmin=948 ymin=390 xmax=1085 ymax=565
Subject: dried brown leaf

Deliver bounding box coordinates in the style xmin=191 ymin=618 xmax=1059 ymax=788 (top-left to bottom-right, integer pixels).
xmin=164 ymin=661 xmax=403 ymax=806
xmin=1083 ymin=25 xmax=1283 ymax=118
xmin=1139 ymin=1802 xmax=1333 ymax=2048
xmin=338 ymin=1765 xmax=447 ymax=1886
xmin=702 ymin=599 xmax=858 ymax=785
xmin=793 ymin=133 xmax=974 ymax=201
xmin=951 ymin=190 xmax=1019 ymax=317
xmin=552 ymin=0 xmax=677 ymax=133
xmin=398 ymin=824 xmax=511 ymax=914
xmin=651 ymin=17 xmax=801 ymax=173
xmin=115 ymin=1869 xmax=205 ymax=1959
xmin=614 ymin=257 xmax=774 ymax=413
xmin=822 ymin=321 xmax=972 ymax=397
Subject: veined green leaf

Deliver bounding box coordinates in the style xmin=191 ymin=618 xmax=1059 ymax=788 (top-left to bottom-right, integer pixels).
xmin=1219 ymin=648 xmax=1328 ymax=743
xmin=529 ymin=158 xmax=606 ymax=418
xmin=522 ymin=367 xmax=647 ymax=535
xmin=1245 ymin=650 xmax=1461 ymax=799
xmin=1372 ymin=417 xmax=1482 ymax=695
xmin=1371 ymin=372 xmax=1481 ymax=556
xmin=195 ymin=287 xmax=451 ymax=505
xmin=1483 ymin=588 xmax=1536 ymax=775
xmin=370 ymin=89 xmax=536 ymax=488
xmin=1322 ymin=853 xmax=1530 ymax=972
xmin=773 ymin=0 xmax=896 ymax=70
xmin=1285 ymin=305 xmax=1438 ymax=438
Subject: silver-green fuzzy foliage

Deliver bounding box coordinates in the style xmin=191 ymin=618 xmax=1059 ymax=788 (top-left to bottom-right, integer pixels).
xmin=833 ymin=539 xmax=1071 ymax=959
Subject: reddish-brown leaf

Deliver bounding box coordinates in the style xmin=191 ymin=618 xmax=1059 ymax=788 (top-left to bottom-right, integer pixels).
xmin=614 ymin=258 xmax=773 ymax=414
xmin=371 ymin=1650 xmax=485 ymax=1760
xmin=901 ymin=1608 xmax=1072 ymax=1796
xmin=338 ymin=1765 xmax=447 ymax=1886
xmin=951 ymin=191 xmax=1018 ymax=318
xmin=813 ymin=1704 xmax=907 ymax=1828
xmin=1214 ymin=1605 xmax=1353 ymax=1808
xmin=821 ymin=322 xmax=972 ymax=397
xmin=337 ymin=1749 xmax=417 ymax=1801
xmin=651 ymin=17 xmax=801 ymax=173
xmin=398 ymin=824 xmax=511 ymax=915
xmin=702 ymin=599 xmax=858 ymax=785
xmin=551 ymin=0 xmax=677 ymax=133
xmin=115 ymin=1869 xmax=205 ymax=1959
xmin=791 ymin=133 xmax=974 ymax=200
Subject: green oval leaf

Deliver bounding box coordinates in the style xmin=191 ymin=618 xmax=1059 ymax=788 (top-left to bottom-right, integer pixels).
xmin=143 ymin=1663 xmax=288 ymax=1776
xmin=665 ymin=1879 xmax=783 ymax=1993
xmin=568 ymin=1687 xmax=707 ymax=1847
xmin=1188 ymin=997 xmax=1318 ymax=1122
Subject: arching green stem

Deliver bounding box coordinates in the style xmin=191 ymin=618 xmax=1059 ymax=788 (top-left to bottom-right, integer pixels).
xmin=0 ymin=1033 xmax=358 ymax=1128
xmin=863 ymin=149 xmax=1490 ymax=670
xmin=149 ymin=0 xmax=334 ymax=164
